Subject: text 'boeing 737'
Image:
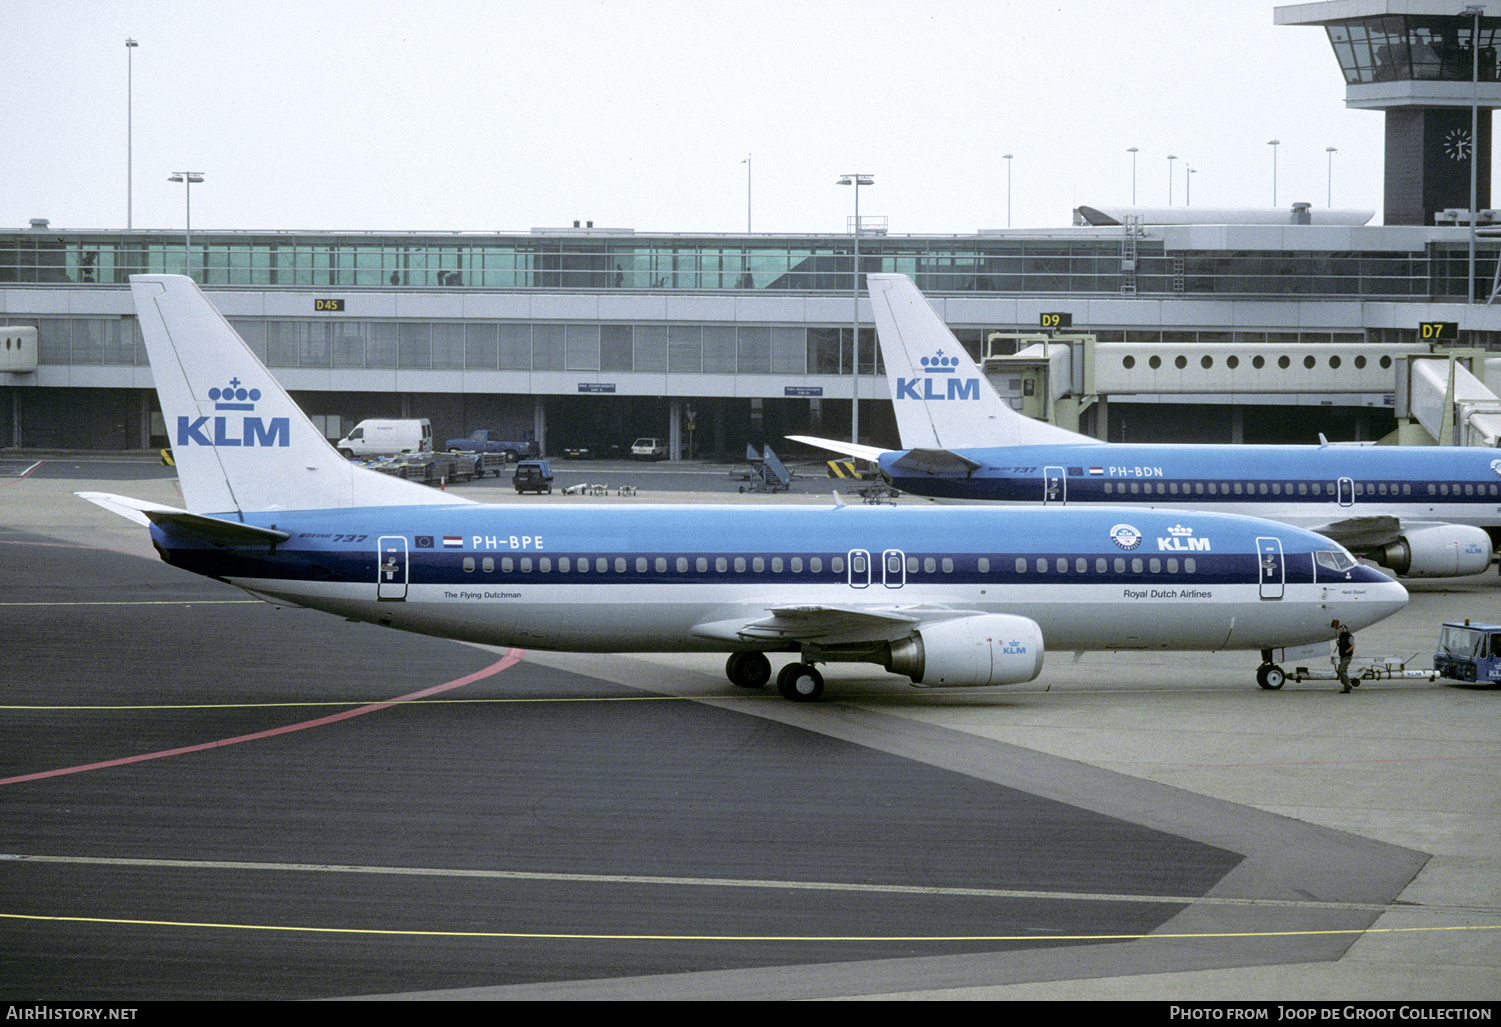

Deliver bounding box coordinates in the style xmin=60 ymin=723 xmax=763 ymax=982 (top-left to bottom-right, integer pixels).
xmin=82 ymin=276 xmax=1407 ymax=701
xmin=792 ymin=273 xmax=1501 ymax=580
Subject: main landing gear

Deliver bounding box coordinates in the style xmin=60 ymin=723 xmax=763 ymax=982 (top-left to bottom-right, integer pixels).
xmin=775 ymin=662 xmax=824 ymax=702
xmin=725 ymin=651 xmax=771 ymax=689
xmin=723 ymin=652 xmax=825 ymax=702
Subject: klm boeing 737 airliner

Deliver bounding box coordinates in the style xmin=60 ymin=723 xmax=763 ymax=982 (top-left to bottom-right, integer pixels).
xmin=81 ymin=276 xmax=1407 ymax=700
xmin=794 ymin=274 xmax=1501 ymax=579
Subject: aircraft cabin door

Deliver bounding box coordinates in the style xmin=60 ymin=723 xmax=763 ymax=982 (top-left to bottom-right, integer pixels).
xmin=847 ymin=549 xmax=871 ymax=589
xmin=882 ymin=549 xmax=906 ymax=589
xmin=1256 ymin=536 xmax=1284 ymax=600
xmin=378 ymin=535 xmax=408 ymax=601
xmin=1043 ymin=466 xmax=1066 ymax=505
xmin=1337 ymin=477 xmax=1355 ymax=507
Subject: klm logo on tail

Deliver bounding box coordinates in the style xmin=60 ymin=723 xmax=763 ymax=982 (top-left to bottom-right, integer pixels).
xmin=895 ymin=350 xmax=981 ymax=401
xmin=177 ymin=377 xmax=290 ymax=448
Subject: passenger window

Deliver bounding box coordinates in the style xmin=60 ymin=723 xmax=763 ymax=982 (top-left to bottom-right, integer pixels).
xmin=942 ymin=558 xmax=954 ymax=573
xmin=696 ymin=557 xmax=707 ymax=572
xmin=463 ymin=557 xmax=475 ymax=572
xmin=1132 ymin=558 xmax=1143 ymax=573
xmin=925 ymin=557 xmax=936 ymax=573
xmin=1016 ymin=557 xmax=1027 ymax=573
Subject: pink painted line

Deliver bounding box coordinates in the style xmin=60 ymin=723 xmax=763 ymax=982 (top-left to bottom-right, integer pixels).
xmin=0 ymin=648 xmax=526 ymax=787
xmin=0 ymin=460 xmax=44 ymax=487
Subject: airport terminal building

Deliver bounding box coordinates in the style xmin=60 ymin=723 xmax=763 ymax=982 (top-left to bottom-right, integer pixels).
xmin=2 ymin=219 xmax=1500 ymax=455
xmin=4 ymin=2 xmax=1501 ymax=456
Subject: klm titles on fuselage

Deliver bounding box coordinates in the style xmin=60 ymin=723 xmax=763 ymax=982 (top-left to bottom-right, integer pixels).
xmin=176 ymin=379 xmax=290 ymax=448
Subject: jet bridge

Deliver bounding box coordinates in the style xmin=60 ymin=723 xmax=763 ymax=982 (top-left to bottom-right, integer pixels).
xmin=981 ymin=332 xmax=1501 ymax=447
xmin=1396 ymin=352 xmax=1501 ymax=447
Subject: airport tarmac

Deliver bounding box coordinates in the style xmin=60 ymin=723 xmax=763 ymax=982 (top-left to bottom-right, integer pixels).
xmin=1 ymin=455 xmax=1498 ymax=1002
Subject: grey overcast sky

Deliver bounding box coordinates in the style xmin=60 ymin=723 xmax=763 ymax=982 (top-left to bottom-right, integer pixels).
xmin=2 ymin=1 xmax=1410 ymax=235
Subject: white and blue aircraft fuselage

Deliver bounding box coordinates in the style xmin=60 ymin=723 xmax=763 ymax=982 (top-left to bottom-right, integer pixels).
xmin=794 ymin=274 xmax=1501 ymax=580
xmin=81 ymin=276 xmax=1408 ymax=701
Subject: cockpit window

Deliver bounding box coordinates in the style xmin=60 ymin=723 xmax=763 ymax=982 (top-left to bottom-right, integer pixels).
xmin=1315 ymin=550 xmax=1358 ymax=573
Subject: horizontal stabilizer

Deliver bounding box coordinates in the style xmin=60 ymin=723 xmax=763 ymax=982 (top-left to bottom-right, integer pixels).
xmin=77 ymin=492 xmax=290 ymax=545
xmin=786 ymin=435 xmax=892 ymax=463
xmin=889 ymin=448 xmax=984 ymax=476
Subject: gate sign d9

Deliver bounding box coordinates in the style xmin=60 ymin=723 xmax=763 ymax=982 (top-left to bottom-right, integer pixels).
xmin=1419 ymin=321 xmax=1457 ymax=340
xmin=1040 ymin=312 xmax=1072 ymax=329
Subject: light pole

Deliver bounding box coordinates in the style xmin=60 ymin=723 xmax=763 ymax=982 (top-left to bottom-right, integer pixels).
xmin=1268 ymin=139 xmax=1280 ymax=206
xmin=126 ymin=39 xmax=139 ymax=230
xmin=837 ymin=173 xmax=873 ymax=445
xmin=1127 ymin=146 xmax=1138 ymax=204
xmin=1326 ymin=146 xmax=1337 ymax=206
xmin=1167 ymin=154 xmax=1177 ymax=205
xmin=1465 ymin=5 xmax=1483 ymax=302
xmin=1003 ymin=153 xmax=1013 ymax=227
xmin=168 ymin=172 xmax=204 ymax=280
xmin=741 ymin=154 xmax=751 ymax=233
xmin=1186 ymin=165 xmax=1196 ymax=206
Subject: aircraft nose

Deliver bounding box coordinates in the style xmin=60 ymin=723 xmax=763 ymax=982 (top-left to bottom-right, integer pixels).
xmin=1340 ymin=576 xmax=1410 ymax=631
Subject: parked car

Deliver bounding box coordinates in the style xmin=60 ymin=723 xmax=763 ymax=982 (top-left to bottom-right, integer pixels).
xmin=631 ymin=437 xmax=667 ymax=461
xmin=512 ymin=459 xmax=554 ymax=494
xmin=446 ymin=429 xmax=537 ymax=461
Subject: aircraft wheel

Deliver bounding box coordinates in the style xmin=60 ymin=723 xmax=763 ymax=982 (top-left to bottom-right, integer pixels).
xmin=777 ymin=663 xmax=824 ymax=702
xmin=1256 ymin=664 xmax=1286 ymax=690
xmin=725 ymin=652 xmax=771 ymax=689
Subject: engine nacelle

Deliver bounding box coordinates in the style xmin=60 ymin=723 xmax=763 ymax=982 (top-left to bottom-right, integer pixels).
xmin=1371 ymin=523 xmax=1493 ymax=577
xmin=885 ymin=614 xmax=1045 ymax=687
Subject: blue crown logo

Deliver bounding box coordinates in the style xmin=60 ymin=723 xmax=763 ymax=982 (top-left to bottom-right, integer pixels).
xmin=209 ymin=377 xmax=262 ymax=410
xmin=920 ymin=350 xmax=961 ymax=374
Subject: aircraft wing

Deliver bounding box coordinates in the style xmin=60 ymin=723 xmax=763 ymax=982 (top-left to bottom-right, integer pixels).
xmin=888 ymin=448 xmax=985 ymax=475
xmin=77 ymin=492 xmax=291 ymax=546
xmin=786 ymin=435 xmax=893 ymax=463
xmin=1308 ymin=515 xmax=1403 ymax=551
xmin=692 ymin=603 xmax=981 ymax=646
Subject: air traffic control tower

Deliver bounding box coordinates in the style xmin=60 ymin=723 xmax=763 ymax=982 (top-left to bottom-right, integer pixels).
xmin=1277 ymin=2 xmax=1501 ymax=224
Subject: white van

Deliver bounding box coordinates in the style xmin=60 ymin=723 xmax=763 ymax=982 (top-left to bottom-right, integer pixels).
xmin=335 ymin=418 xmax=432 ymax=457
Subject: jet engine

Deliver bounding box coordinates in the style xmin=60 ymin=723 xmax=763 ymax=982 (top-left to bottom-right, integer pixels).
xmin=885 ymin=614 xmax=1045 ymax=687
xmin=1370 ymin=523 xmax=1494 ymax=577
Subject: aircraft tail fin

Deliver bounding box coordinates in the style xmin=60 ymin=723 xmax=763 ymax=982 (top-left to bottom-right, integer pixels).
xmin=130 ymin=274 xmax=467 ymax=515
xmin=866 ymin=273 xmax=1090 ymax=447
